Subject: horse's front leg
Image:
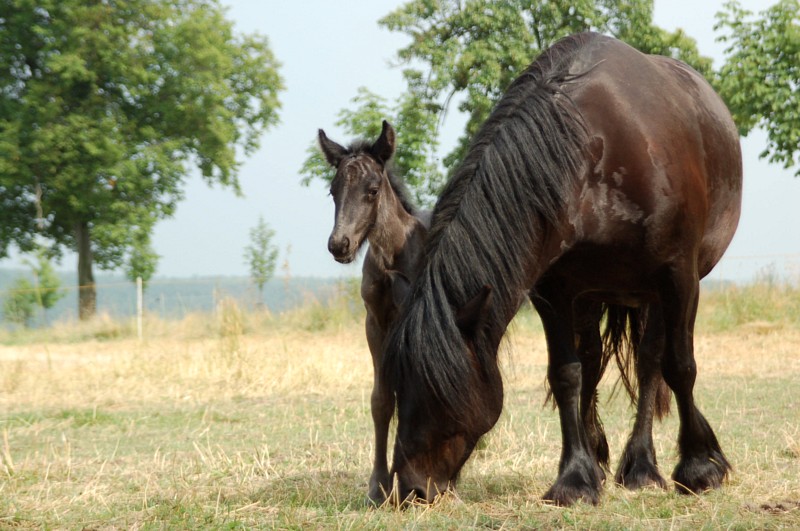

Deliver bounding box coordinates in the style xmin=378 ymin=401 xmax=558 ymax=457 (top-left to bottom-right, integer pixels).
xmin=532 ymin=283 xmax=604 ymax=506
xmin=573 ymin=300 xmax=609 ymax=474
xmin=365 ymin=316 xmax=393 ymax=505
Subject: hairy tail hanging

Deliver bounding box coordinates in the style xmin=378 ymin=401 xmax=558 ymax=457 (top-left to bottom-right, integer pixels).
xmin=542 ymin=303 xmax=671 ymax=420
xmin=602 ymin=304 xmax=671 ymax=420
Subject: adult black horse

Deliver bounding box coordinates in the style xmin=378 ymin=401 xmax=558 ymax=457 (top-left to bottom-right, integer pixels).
xmin=383 ymin=32 xmax=742 ymax=506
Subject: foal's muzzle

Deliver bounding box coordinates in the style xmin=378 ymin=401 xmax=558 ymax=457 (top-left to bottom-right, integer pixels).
xmin=328 ymin=234 xmax=355 ymax=263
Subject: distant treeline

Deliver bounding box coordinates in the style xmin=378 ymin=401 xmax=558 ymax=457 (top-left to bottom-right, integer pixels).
xmin=0 ymin=269 xmax=351 ymax=325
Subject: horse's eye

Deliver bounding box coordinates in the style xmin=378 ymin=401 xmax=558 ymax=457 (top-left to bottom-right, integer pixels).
xmin=367 ymin=188 xmax=379 ymax=199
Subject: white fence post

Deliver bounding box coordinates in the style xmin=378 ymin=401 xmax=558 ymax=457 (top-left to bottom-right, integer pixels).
xmin=137 ymin=277 xmax=143 ymax=341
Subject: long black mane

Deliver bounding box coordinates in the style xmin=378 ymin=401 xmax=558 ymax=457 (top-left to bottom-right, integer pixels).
xmin=384 ymin=33 xmax=595 ymax=422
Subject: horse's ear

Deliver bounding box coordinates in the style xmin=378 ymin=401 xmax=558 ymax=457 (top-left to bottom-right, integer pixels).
xmin=387 ymin=270 xmax=411 ymax=309
xmin=370 ymin=120 xmax=396 ymax=166
xmin=456 ymin=285 xmax=493 ymax=336
xmin=318 ymin=129 xmax=348 ymax=167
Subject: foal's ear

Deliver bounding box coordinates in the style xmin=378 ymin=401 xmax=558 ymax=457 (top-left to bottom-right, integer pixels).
xmin=456 ymin=285 xmax=493 ymax=336
xmin=387 ymin=270 xmax=412 ymax=309
xmin=370 ymin=120 xmax=396 ymax=166
xmin=318 ymin=129 xmax=348 ymax=167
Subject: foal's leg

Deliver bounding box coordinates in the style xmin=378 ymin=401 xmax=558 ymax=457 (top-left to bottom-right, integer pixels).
xmin=616 ymin=303 xmax=669 ymax=489
xmin=573 ymin=301 xmax=609 ymax=475
xmin=532 ymin=284 xmax=604 ymax=506
xmin=365 ymin=317 xmax=393 ymax=504
xmin=659 ymin=265 xmax=730 ymax=493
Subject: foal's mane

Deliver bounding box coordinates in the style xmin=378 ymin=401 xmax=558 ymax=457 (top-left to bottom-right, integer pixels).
xmin=385 ymin=33 xmax=596 ymax=423
xmin=335 ymin=140 xmax=419 ymax=216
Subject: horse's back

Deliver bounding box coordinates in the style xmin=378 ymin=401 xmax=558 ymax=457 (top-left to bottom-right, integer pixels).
xmin=565 ymin=34 xmax=742 ymax=280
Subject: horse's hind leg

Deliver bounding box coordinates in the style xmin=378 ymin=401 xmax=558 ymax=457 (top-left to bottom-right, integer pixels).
xmin=365 ymin=319 xmax=393 ymax=504
xmin=659 ymin=265 xmax=730 ymax=493
xmin=616 ymin=303 xmax=669 ymax=489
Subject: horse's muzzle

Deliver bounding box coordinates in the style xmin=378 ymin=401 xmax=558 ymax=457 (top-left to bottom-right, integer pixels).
xmin=328 ymin=235 xmax=355 ymax=263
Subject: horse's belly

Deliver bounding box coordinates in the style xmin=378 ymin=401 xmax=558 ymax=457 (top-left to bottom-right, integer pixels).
xmin=546 ymin=242 xmax=663 ymax=297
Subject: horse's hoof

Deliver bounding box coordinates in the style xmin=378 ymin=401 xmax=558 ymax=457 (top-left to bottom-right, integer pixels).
xmin=365 ymin=487 xmax=388 ymax=508
xmin=367 ymin=475 xmax=390 ymax=507
xmin=615 ymin=460 xmax=668 ymax=490
xmin=542 ymin=482 xmax=601 ymax=506
xmin=542 ymin=462 xmax=603 ymax=506
xmin=364 ymin=494 xmax=385 ymax=508
xmin=672 ymin=450 xmax=731 ymax=494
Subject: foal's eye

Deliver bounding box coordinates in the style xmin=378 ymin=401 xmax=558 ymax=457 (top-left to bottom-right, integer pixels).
xmin=367 ymin=188 xmax=379 ymax=199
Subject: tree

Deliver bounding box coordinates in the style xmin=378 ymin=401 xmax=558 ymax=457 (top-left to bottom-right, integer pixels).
xmin=23 ymin=246 xmax=65 ymax=324
xmin=301 ymin=0 xmax=709 ymax=200
xmin=2 ymin=278 xmax=37 ymax=327
xmin=1 ymin=246 xmax=64 ymax=327
xmin=0 ymin=0 xmax=283 ymax=319
xmin=715 ymin=0 xmax=800 ymax=175
xmin=301 ymin=87 xmax=443 ymax=206
xmin=243 ymin=216 xmax=279 ymax=308
xmin=124 ymin=229 xmax=158 ymax=289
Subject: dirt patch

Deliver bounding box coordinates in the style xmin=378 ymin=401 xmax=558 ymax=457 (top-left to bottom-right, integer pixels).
xmin=745 ymin=500 xmax=800 ymax=514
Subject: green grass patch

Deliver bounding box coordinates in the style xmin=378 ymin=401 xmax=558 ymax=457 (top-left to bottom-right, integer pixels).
xmin=698 ymin=280 xmax=800 ymax=332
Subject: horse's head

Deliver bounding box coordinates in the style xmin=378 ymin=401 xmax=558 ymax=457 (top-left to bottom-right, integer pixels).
xmin=318 ymin=121 xmax=396 ymax=264
xmin=386 ymin=284 xmax=504 ymax=504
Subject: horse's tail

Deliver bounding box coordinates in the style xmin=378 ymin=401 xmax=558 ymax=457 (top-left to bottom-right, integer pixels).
xmin=602 ymin=304 xmax=671 ymax=420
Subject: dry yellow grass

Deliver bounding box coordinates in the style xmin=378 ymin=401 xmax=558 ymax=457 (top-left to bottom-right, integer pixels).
xmin=1 ymin=322 xmax=372 ymax=409
xmin=1 ymin=307 xmax=799 ymax=528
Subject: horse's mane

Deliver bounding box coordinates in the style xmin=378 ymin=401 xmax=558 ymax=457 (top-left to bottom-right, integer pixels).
xmin=384 ymin=33 xmax=596 ymax=423
xmin=338 ymin=140 xmax=420 ymax=216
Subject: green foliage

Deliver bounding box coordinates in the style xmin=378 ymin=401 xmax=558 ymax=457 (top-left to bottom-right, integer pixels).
xmin=302 ymin=87 xmax=442 ymax=207
xmin=23 ymin=246 xmax=65 ymax=315
xmin=715 ymin=0 xmax=800 ymax=175
xmin=301 ymin=1 xmax=710 ymax=199
xmin=299 ymin=88 xmax=393 ymax=189
xmin=2 ymin=278 xmax=37 ymax=327
xmin=2 ymin=246 xmax=65 ymax=327
xmin=0 ymin=0 xmax=283 ymax=315
xmin=243 ymin=216 xmax=279 ymax=300
xmin=304 ymin=0 xmax=800 ymax=196
xmin=383 ymin=0 xmax=710 ymax=177
xmin=283 ymin=278 xmax=365 ymax=332
xmin=124 ymin=228 xmax=158 ymax=286
xmin=698 ymin=270 xmax=800 ymax=332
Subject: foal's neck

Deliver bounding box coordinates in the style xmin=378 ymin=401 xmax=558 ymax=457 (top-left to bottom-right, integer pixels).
xmin=367 ymin=188 xmax=421 ymax=271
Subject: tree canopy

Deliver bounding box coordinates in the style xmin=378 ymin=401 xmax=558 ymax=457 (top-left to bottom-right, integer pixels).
xmin=302 ymin=0 xmax=711 ymax=206
xmin=303 ymin=0 xmax=800 ymax=202
xmin=715 ymin=0 xmax=800 ymax=175
xmin=0 ymin=0 xmax=283 ymax=318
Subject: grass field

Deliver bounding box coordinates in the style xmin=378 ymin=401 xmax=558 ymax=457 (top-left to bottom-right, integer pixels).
xmin=1 ymin=287 xmax=799 ymax=529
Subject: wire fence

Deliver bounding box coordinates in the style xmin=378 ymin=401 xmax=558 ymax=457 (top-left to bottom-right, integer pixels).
xmin=1 ymin=254 xmax=798 ymax=328
xmin=702 ymin=254 xmax=800 ymax=285
xmin=0 ymin=273 xmax=355 ymax=327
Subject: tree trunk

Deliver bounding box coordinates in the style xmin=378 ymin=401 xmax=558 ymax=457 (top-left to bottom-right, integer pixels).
xmin=76 ymin=221 xmax=96 ymax=320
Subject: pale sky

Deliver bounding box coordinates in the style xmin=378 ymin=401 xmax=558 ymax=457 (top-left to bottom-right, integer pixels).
xmin=4 ymin=1 xmax=798 ymax=281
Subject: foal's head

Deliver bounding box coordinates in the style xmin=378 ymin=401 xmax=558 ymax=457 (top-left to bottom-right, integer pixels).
xmin=318 ymin=121 xmax=397 ymax=264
